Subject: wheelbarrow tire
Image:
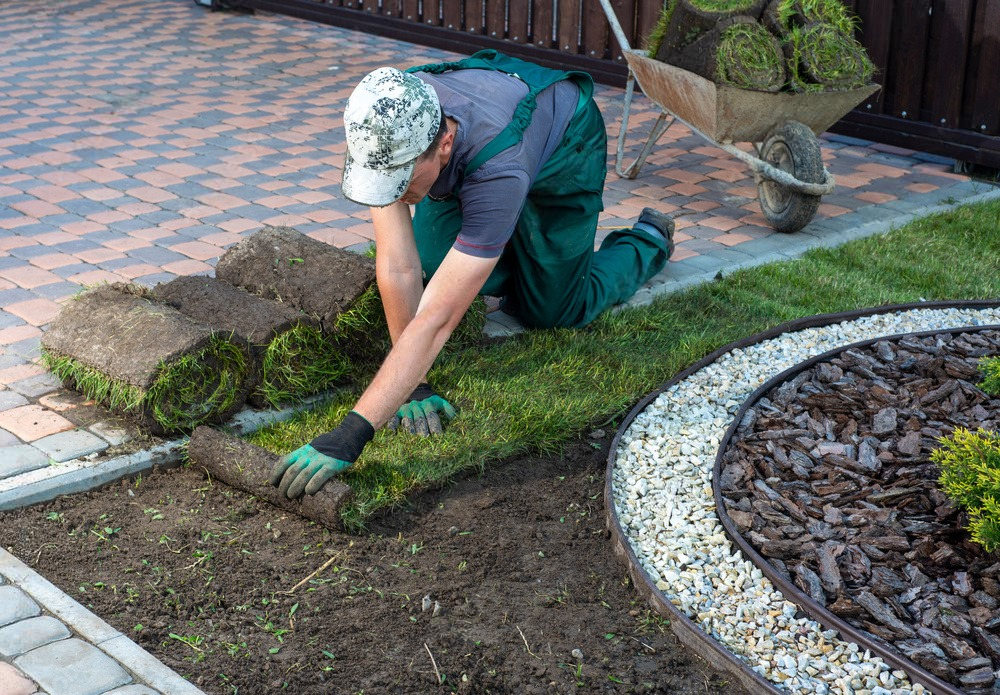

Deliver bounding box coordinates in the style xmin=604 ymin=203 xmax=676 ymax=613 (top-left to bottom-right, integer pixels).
xmin=757 ymin=121 xmax=824 ymax=233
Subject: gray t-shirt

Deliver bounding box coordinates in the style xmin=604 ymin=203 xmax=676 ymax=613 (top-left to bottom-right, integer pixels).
xmin=416 ymin=70 xmax=578 ymax=259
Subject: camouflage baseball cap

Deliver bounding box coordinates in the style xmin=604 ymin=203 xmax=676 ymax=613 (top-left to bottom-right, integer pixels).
xmin=342 ymin=67 xmax=441 ymax=207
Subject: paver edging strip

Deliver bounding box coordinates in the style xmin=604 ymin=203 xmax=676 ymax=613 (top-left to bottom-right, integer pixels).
xmin=711 ymin=323 xmax=1000 ymax=695
xmin=604 ymin=299 xmax=1000 ymax=694
xmin=0 ymin=549 xmax=207 ymax=695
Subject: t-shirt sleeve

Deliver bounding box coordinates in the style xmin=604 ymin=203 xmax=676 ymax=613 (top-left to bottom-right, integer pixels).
xmin=452 ymin=164 xmax=531 ymax=259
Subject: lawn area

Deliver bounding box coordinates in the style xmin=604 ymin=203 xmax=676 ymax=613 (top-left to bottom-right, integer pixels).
xmin=248 ymin=198 xmax=1000 ymax=530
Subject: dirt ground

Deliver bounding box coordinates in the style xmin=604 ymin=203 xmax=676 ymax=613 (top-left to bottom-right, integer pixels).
xmin=0 ymin=431 xmax=743 ymax=695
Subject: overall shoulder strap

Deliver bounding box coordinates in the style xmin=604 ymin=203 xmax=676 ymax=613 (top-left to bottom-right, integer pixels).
xmin=407 ymin=51 xmax=595 ymax=182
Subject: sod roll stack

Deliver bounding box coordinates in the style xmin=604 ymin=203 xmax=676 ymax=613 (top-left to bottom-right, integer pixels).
xmin=650 ymin=0 xmax=874 ymax=92
xmin=215 ymin=225 xmax=392 ymax=373
xmin=188 ymin=426 xmax=353 ymax=529
xmin=152 ymin=275 xmax=349 ymax=408
xmin=41 ymin=283 xmax=252 ymax=434
xmin=215 ymin=226 xmax=376 ymax=334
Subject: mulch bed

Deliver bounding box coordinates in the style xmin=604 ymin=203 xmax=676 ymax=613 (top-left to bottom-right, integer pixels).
xmin=720 ymin=328 xmax=1000 ymax=693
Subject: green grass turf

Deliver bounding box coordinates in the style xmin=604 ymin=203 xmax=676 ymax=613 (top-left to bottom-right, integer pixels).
xmin=246 ymin=198 xmax=1000 ymax=530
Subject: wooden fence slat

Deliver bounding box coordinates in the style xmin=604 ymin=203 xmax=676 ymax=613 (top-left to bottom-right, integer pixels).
xmin=855 ymin=0 xmax=894 ymax=114
xmin=485 ymin=0 xmax=505 ymax=39
xmin=464 ymin=0 xmax=484 ymax=33
xmin=924 ymin=0 xmax=973 ymax=129
xmin=604 ymin=0 xmax=635 ymax=64
xmin=424 ymin=0 xmax=442 ymax=26
xmin=362 ymin=0 xmax=379 ymax=14
xmin=509 ymin=0 xmax=529 ymax=44
xmin=581 ymin=0 xmax=611 ymax=59
xmin=402 ymin=0 xmax=419 ymax=22
xmin=557 ymin=0 xmax=581 ymax=53
xmin=887 ymin=0 xmax=930 ymax=121
xmin=967 ymin=0 xmax=1000 ymax=136
xmin=634 ymin=0 xmax=661 ymax=54
xmin=443 ymin=0 xmax=462 ymax=30
xmin=531 ymin=0 xmax=555 ymax=49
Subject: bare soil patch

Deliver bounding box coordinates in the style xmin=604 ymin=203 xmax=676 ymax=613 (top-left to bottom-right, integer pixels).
xmin=1 ymin=431 xmax=741 ymax=695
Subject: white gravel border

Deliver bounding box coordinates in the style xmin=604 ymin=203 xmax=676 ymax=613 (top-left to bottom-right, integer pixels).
xmin=612 ymin=305 xmax=1000 ymax=695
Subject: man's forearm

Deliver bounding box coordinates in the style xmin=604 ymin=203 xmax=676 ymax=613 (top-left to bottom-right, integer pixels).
xmin=377 ymin=266 xmax=423 ymax=345
xmin=353 ymin=310 xmax=457 ymax=428
xmin=372 ymin=202 xmax=424 ymax=345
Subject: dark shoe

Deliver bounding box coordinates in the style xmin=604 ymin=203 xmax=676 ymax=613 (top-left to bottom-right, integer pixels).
xmin=636 ymin=207 xmax=675 ymax=257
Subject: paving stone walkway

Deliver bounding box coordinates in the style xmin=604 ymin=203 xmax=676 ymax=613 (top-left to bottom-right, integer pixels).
xmin=0 ymin=0 xmax=997 ymax=691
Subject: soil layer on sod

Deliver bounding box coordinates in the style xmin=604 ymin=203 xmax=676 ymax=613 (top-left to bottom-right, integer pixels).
xmin=215 ymin=226 xmax=376 ymax=335
xmin=153 ymin=276 xmax=347 ymax=407
xmin=656 ymin=0 xmax=767 ymax=60
xmin=188 ymin=425 xmax=354 ymax=530
xmin=666 ymin=16 xmax=785 ymax=92
xmin=41 ymin=283 xmax=252 ymax=434
xmin=0 ymin=433 xmax=741 ymax=695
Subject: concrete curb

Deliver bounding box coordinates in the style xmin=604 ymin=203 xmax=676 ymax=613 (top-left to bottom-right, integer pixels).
xmin=0 ymin=550 xmax=206 ymax=695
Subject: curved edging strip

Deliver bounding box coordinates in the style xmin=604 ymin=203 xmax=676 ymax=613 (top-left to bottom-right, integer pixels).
xmin=605 ymin=299 xmax=1000 ymax=694
xmin=713 ymin=323 xmax=1000 ymax=695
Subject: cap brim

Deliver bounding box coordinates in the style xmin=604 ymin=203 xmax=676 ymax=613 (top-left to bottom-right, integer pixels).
xmin=341 ymin=150 xmax=416 ymax=208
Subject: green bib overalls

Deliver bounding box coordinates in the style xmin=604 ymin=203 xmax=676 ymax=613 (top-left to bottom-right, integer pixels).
xmin=407 ymin=51 xmax=668 ymax=329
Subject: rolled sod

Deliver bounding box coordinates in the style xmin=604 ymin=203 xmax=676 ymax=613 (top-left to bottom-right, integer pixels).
xmin=215 ymin=225 xmax=486 ymax=380
xmin=669 ymin=16 xmax=786 ymax=91
xmin=655 ymin=0 xmax=766 ymax=62
xmin=761 ymin=0 xmax=855 ymax=36
xmin=215 ymin=226 xmax=376 ymax=335
xmin=188 ymin=426 xmax=353 ymax=530
xmin=786 ymin=22 xmax=875 ymax=91
xmin=41 ymin=284 xmax=252 ymax=434
xmin=152 ymin=275 xmax=349 ymax=407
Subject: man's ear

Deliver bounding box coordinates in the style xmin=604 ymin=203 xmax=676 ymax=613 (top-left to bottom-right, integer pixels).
xmin=438 ymin=122 xmax=456 ymax=162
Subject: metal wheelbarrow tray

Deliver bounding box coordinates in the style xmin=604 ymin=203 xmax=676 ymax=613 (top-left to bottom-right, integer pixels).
xmin=601 ymin=0 xmax=879 ymax=232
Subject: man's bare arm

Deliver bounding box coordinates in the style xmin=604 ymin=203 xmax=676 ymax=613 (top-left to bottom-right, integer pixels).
xmin=354 ymin=245 xmax=498 ymax=429
xmin=372 ymin=202 xmax=423 ymax=345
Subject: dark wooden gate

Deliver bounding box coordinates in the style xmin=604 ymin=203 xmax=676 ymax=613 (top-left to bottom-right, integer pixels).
xmin=238 ymin=0 xmax=1000 ymax=168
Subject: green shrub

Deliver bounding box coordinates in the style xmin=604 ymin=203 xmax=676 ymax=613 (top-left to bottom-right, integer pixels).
xmin=933 ymin=427 xmax=1000 ymax=551
xmin=981 ymin=356 xmax=1000 ymax=396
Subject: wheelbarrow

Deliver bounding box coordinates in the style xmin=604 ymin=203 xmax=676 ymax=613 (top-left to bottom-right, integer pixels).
xmin=598 ymin=0 xmax=880 ymax=233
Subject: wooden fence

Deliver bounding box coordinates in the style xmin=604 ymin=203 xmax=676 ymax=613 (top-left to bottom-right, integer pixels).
xmin=238 ymin=0 xmax=1000 ymax=168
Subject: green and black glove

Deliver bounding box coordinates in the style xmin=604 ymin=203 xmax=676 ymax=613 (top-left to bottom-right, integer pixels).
xmin=270 ymin=411 xmax=374 ymax=499
xmin=388 ymin=382 xmax=457 ymax=436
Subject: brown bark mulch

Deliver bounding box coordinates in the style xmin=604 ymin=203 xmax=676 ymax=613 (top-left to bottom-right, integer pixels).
xmin=720 ymin=329 xmax=1000 ymax=693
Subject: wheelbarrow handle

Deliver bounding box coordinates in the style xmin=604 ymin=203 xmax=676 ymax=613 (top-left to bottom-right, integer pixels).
xmin=598 ymin=0 xmax=633 ymax=53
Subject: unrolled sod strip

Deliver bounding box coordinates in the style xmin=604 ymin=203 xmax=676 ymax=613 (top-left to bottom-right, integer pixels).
xmin=612 ymin=306 xmax=1000 ymax=694
xmin=153 ymin=275 xmax=349 ymax=408
xmin=187 ymin=426 xmax=353 ymax=529
xmin=41 ymin=283 xmax=252 ymax=434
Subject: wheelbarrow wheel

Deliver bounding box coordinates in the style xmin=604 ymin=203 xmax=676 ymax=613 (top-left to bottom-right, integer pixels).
xmin=757 ymin=121 xmax=824 ymax=233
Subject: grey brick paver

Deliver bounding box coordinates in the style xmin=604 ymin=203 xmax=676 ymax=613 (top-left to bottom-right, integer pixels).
xmin=0 ymin=586 xmax=41 ymax=628
xmin=0 ymin=446 xmax=49 ymax=480
xmin=15 ymin=638 xmax=132 ymax=695
xmin=0 ymin=616 xmax=71 ymax=657
xmin=32 ymin=430 xmax=109 ymax=463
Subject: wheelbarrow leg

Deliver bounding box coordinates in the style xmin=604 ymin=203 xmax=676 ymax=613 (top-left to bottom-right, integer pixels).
xmin=615 ymin=71 xmax=675 ymax=180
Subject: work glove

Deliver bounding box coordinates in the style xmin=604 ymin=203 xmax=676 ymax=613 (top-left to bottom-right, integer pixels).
xmin=388 ymin=382 xmax=457 ymax=436
xmin=270 ymin=411 xmax=374 ymax=499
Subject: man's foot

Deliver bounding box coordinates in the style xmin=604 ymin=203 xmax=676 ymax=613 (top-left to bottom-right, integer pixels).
xmin=635 ymin=207 xmax=675 ymax=257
